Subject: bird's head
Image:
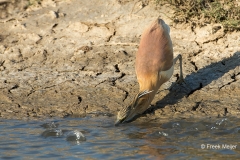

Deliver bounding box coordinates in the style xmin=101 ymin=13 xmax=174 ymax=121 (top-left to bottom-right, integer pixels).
xmin=115 ymin=90 xmax=153 ymax=125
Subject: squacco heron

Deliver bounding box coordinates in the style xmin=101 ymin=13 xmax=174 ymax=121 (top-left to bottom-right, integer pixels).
xmin=115 ymin=18 xmax=184 ymax=125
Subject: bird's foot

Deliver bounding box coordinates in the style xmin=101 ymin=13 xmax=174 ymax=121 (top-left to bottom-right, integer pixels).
xmin=176 ymin=76 xmax=186 ymax=84
xmin=169 ymin=76 xmax=186 ymax=91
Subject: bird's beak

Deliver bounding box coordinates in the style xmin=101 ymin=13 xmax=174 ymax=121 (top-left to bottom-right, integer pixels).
xmin=115 ymin=119 xmax=126 ymax=126
xmin=115 ymin=119 xmax=124 ymax=126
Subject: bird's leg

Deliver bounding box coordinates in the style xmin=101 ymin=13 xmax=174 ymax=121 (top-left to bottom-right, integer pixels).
xmin=168 ymin=54 xmax=186 ymax=91
xmin=173 ymin=54 xmax=185 ymax=84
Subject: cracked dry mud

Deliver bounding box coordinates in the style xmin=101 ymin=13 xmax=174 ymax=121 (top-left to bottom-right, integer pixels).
xmin=0 ymin=0 xmax=239 ymax=120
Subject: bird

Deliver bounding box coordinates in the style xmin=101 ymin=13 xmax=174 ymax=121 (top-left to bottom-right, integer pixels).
xmin=115 ymin=18 xmax=184 ymax=125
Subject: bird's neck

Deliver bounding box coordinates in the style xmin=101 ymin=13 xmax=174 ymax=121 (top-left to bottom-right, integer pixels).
xmin=138 ymin=73 xmax=159 ymax=92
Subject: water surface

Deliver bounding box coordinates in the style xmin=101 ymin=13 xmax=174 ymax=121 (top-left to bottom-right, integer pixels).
xmin=0 ymin=116 xmax=239 ymax=159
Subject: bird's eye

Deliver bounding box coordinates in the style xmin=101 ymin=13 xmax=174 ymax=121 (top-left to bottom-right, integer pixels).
xmin=136 ymin=97 xmax=146 ymax=106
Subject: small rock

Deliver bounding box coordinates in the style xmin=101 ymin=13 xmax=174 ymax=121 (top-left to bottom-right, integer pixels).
xmin=41 ymin=0 xmax=56 ymax=7
xmin=48 ymin=11 xmax=58 ymax=19
xmin=0 ymin=45 xmax=5 ymax=54
xmin=68 ymin=22 xmax=89 ymax=33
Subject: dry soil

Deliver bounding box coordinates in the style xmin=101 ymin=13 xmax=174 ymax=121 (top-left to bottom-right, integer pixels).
xmin=0 ymin=0 xmax=239 ymax=121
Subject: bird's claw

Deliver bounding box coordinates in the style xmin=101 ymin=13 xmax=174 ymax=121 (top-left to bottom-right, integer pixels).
xmin=169 ymin=77 xmax=186 ymax=91
xmin=176 ymin=76 xmax=186 ymax=84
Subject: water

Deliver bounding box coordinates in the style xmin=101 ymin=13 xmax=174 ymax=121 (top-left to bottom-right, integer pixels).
xmin=0 ymin=116 xmax=240 ymax=159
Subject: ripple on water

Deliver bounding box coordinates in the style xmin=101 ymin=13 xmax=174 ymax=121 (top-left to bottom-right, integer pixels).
xmin=66 ymin=130 xmax=86 ymax=142
xmin=41 ymin=129 xmax=63 ymax=138
xmin=40 ymin=122 xmax=86 ymax=145
xmin=40 ymin=122 xmax=59 ymax=129
xmin=0 ymin=117 xmax=239 ymax=159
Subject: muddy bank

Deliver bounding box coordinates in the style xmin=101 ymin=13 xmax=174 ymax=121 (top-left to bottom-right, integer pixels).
xmin=0 ymin=0 xmax=239 ymax=120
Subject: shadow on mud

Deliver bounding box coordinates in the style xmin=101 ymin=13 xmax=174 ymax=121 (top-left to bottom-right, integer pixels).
xmin=146 ymin=51 xmax=240 ymax=113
